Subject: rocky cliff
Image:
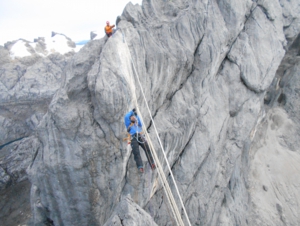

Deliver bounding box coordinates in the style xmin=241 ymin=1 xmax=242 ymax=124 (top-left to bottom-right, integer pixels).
xmin=1 ymin=0 xmax=300 ymax=225
xmin=0 ymin=34 xmax=75 ymax=225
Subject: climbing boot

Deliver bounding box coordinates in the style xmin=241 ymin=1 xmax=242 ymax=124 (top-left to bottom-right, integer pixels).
xmin=139 ymin=168 xmax=144 ymax=173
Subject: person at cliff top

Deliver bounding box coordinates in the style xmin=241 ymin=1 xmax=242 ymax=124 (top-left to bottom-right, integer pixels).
xmin=124 ymin=109 xmax=156 ymax=173
xmin=104 ymin=21 xmax=116 ymax=37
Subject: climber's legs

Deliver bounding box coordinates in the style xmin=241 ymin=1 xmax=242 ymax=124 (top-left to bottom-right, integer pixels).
xmin=130 ymin=138 xmax=143 ymax=169
xmin=139 ymin=140 xmax=154 ymax=165
xmin=138 ymin=136 xmax=155 ymax=169
xmin=107 ymin=29 xmax=117 ymax=38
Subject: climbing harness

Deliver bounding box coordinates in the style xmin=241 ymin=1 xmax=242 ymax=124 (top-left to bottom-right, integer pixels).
xmin=120 ymin=28 xmax=192 ymax=226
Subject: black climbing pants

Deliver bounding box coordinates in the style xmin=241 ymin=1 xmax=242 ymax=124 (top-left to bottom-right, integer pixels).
xmin=131 ymin=134 xmax=155 ymax=168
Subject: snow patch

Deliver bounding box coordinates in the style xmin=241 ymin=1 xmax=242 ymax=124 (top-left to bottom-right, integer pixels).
xmin=8 ymin=34 xmax=80 ymax=59
xmin=10 ymin=40 xmax=31 ymax=59
xmin=45 ymin=35 xmax=74 ymax=55
xmin=75 ymin=45 xmax=84 ymax=52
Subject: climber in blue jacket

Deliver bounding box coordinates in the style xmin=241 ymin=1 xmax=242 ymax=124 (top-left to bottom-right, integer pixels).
xmin=124 ymin=109 xmax=155 ymax=173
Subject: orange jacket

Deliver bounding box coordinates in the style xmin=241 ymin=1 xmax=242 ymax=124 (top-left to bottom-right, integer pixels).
xmin=105 ymin=25 xmax=115 ymax=34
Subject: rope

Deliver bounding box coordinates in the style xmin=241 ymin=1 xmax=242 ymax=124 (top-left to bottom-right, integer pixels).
xmin=135 ymin=75 xmax=183 ymax=226
xmin=120 ymin=28 xmax=192 ymax=226
xmin=121 ymin=29 xmax=182 ymax=225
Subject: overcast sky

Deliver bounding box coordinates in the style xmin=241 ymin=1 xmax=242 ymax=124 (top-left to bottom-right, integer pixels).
xmin=0 ymin=0 xmax=142 ymax=46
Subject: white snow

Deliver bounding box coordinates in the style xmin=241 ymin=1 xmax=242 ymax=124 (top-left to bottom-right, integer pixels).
xmin=44 ymin=35 xmax=74 ymax=55
xmin=9 ymin=34 xmax=79 ymax=59
xmin=75 ymin=45 xmax=84 ymax=52
xmin=29 ymin=42 xmax=37 ymax=49
xmin=10 ymin=40 xmax=32 ymax=59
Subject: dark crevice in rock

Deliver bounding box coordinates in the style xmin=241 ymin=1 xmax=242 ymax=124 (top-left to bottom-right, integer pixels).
xmin=225 ymin=56 xmax=239 ymax=68
xmin=158 ymin=195 xmax=164 ymax=210
xmin=119 ymin=148 xmax=124 ymax=160
xmin=256 ymin=4 xmax=274 ymax=22
xmin=170 ymin=127 xmax=196 ymax=172
xmin=288 ymin=31 xmax=300 ymax=52
xmin=230 ymin=97 xmax=251 ymax=118
xmin=193 ymin=34 xmax=205 ymax=60
xmin=277 ymin=92 xmax=287 ymax=105
xmin=45 ymin=217 xmax=54 ymax=226
xmin=240 ymin=75 xmax=259 ymax=94
xmin=228 ymin=179 xmax=232 ymax=195
xmin=0 ymin=167 xmax=12 ymax=188
xmin=0 ymin=136 xmax=26 ymax=150
xmin=218 ymin=117 xmax=228 ymax=142
xmin=216 ymin=58 xmax=226 ymax=77
xmin=187 ymin=147 xmax=211 ymax=190
xmin=264 ymin=32 xmax=300 ymax=108
xmin=118 ymin=215 xmax=125 ymax=226
xmin=92 ymin=119 xmax=107 ymax=141
xmin=30 ymin=145 xmax=40 ymax=168
xmin=283 ymin=17 xmax=296 ymax=32
xmin=221 ymin=194 xmax=226 ymax=207
xmin=146 ymin=107 xmax=159 ymax=132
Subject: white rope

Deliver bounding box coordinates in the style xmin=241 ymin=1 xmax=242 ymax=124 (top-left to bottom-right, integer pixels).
xmin=135 ymin=101 xmax=183 ymax=226
xmin=121 ymin=28 xmax=192 ymax=226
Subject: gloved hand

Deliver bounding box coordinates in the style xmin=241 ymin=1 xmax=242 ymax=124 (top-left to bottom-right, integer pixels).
xmin=132 ymin=108 xmax=137 ymax=116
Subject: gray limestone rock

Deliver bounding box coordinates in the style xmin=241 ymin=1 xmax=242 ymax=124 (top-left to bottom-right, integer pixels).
xmin=0 ymin=46 xmax=10 ymax=65
xmin=26 ymin=0 xmax=300 ymax=225
xmin=0 ymin=180 xmax=32 ymax=226
xmin=103 ymin=196 xmax=158 ymax=226
xmin=0 ymin=166 xmax=10 ymax=190
xmin=0 ymin=52 xmax=69 ymax=147
xmin=90 ymin=31 xmax=98 ymax=40
xmin=1 ymin=0 xmax=300 ymax=226
xmin=0 ymin=136 xmax=40 ymax=225
xmin=0 ymin=136 xmax=40 ymax=187
xmin=0 ymin=35 xmax=75 ymax=226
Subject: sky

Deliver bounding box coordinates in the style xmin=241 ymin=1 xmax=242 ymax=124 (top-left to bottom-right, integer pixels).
xmin=0 ymin=0 xmax=142 ymax=46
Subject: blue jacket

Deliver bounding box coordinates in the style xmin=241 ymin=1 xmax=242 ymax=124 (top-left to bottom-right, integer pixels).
xmin=124 ymin=110 xmax=143 ymax=135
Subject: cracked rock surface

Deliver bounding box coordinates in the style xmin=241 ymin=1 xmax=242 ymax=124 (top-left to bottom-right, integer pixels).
xmin=0 ymin=39 xmax=72 ymax=225
xmin=1 ymin=0 xmax=300 ymax=225
xmin=103 ymin=196 xmax=158 ymax=226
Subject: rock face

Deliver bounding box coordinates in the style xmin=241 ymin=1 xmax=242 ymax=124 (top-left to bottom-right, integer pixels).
xmin=0 ymin=34 xmax=74 ymax=225
xmin=248 ymin=31 xmax=300 ymax=226
xmin=103 ymin=196 xmax=158 ymax=226
xmin=0 ymin=52 xmax=68 ymax=148
xmin=1 ymin=0 xmax=300 ymax=226
xmin=248 ymin=108 xmax=300 ymax=226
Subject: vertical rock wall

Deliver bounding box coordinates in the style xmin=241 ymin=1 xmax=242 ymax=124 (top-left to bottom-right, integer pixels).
xmin=1 ymin=0 xmax=300 ymax=225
